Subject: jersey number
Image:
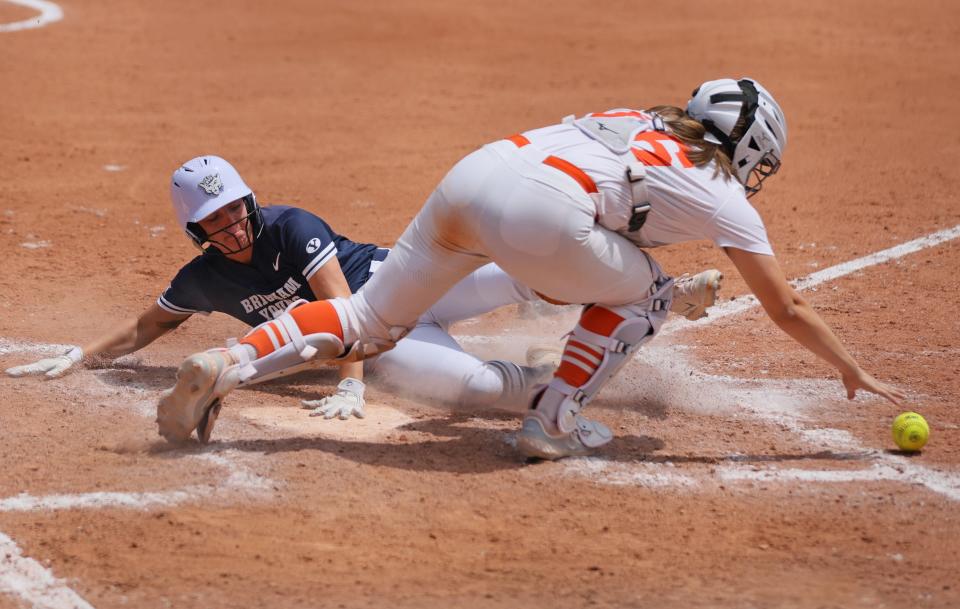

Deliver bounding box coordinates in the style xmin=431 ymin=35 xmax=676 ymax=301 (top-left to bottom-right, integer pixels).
xmin=631 ymin=132 xmax=693 ymax=168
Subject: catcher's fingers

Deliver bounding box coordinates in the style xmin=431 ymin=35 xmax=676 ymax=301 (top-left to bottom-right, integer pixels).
xmin=844 ymin=372 xmax=905 ymax=407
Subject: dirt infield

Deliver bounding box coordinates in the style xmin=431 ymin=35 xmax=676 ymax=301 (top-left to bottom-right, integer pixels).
xmin=2 ymin=0 xmax=959 ymax=607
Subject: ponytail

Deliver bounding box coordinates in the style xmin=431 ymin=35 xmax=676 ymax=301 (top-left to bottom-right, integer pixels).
xmin=646 ymin=105 xmax=739 ymax=181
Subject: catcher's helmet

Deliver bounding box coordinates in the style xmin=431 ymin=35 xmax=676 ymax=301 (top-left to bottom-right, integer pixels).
xmin=170 ymin=155 xmax=263 ymax=252
xmin=686 ymin=78 xmax=787 ymax=197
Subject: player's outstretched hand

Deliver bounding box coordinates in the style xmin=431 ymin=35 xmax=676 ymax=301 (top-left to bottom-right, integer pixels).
xmin=302 ymin=378 xmax=366 ymax=420
xmin=842 ymin=369 xmax=906 ymax=406
xmin=5 ymin=347 xmax=83 ymax=379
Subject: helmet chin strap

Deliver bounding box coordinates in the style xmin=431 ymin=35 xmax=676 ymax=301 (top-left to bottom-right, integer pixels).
xmin=203 ymin=219 xmax=254 ymax=256
xmin=187 ymin=194 xmax=263 ymax=255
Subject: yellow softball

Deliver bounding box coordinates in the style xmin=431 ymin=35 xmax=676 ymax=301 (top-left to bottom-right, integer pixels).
xmin=892 ymin=412 xmax=929 ymax=452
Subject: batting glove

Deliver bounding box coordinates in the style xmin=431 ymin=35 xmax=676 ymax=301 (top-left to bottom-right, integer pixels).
xmin=302 ymin=378 xmax=366 ymax=419
xmin=5 ymin=346 xmax=83 ymax=378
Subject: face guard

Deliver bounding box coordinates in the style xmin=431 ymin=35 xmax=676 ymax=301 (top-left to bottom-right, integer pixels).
xmin=743 ymin=155 xmax=781 ymax=198
xmin=185 ymin=194 xmax=264 ymax=255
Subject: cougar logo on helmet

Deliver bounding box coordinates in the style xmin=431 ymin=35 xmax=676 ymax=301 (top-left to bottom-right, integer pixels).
xmin=686 ymin=78 xmax=787 ymax=197
xmin=198 ymin=174 xmax=224 ymax=195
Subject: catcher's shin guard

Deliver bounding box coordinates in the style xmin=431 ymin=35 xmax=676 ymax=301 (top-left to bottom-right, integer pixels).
xmin=521 ymin=278 xmax=672 ymax=454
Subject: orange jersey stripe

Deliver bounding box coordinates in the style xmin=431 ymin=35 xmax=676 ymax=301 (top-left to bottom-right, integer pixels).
xmin=587 ymin=111 xmax=647 ymax=118
xmin=543 ymin=155 xmax=598 ymax=194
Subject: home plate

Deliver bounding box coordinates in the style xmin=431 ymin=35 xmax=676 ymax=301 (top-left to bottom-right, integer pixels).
xmin=238 ymin=403 xmax=416 ymax=441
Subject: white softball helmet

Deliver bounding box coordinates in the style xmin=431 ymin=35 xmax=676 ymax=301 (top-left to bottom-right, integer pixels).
xmin=686 ymin=78 xmax=787 ymax=197
xmin=170 ymin=155 xmax=263 ymax=250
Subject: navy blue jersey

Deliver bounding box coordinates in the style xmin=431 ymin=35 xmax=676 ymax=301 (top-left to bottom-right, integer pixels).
xmin=158 ymin=205 xmax=379 ymax=325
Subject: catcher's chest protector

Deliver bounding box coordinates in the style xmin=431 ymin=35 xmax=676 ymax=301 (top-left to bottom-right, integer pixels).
xmin=564 ymin=110 xmax=670 ymax=235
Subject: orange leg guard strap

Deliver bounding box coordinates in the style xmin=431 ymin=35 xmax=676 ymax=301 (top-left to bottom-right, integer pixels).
xmin=240 ymin=300 xmax=344 ymax=358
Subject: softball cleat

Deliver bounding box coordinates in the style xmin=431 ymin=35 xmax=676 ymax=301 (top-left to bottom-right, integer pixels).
xmin=670 ymin=269 xmax=723 ymax=321
xmin=156 ymin=350 xmax=239 ymax=444
xmin=515 ymin=410 xmax=613 ymax=461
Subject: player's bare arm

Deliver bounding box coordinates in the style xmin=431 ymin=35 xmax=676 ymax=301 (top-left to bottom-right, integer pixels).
xmin=81 ymin=303 xmax=191 ymax=360
xmin=6 ymin=303 xmax=189 ymax=378
xmin=725 ymin=246 xmax=905 ymax=406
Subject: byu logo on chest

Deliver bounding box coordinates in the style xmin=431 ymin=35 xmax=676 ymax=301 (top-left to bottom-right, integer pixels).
xmin=198 ymin=174 xmax=223 ymax=195
xmin=305 ymin=237 xmax=322 ymax=254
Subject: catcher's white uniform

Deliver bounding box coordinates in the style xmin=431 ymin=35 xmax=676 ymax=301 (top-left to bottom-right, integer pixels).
xmin=341 ymin=113 xmax=772 ymax=345
xmin=159 ymin=109 xmax=776 ymax=448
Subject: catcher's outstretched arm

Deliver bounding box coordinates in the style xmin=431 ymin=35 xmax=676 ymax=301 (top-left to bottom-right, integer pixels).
xmin=724 ymin=246 xmax=905 ymax=406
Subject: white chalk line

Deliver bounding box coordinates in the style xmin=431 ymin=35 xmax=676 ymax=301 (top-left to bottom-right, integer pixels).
xmin=671 ymin=223 xmax=960 ymax=331
xmin=717 ymin=463 xmax=960 ymax=501
xmin=0 ymin=0 xmax=62 ymax=32
xmin=0 ymin=346 xmax=275 ymax=508
xmin=0 ymin=454 xmax=273 ymax=513
xmin=1 ymin=340 xmax=274 ymax=609
xmin=0 ymin=533 xmax=93 ymax=609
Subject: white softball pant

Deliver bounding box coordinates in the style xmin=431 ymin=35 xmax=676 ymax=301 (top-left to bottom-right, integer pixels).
xmin=365 ymin=262 xmax=538 ymax=409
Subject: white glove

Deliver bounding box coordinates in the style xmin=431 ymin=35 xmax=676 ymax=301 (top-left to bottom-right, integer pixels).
xmin=302 ymin=378 xmax=366 ymax=419
xmin=6 ymin=347 xmax=83 ymax=378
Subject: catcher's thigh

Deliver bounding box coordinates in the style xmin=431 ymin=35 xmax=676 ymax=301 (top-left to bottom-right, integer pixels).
xmin=419 ymin=262 xmax=537 ymax=329
xmin=445 ymin=141 xmax=665 ymax=307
